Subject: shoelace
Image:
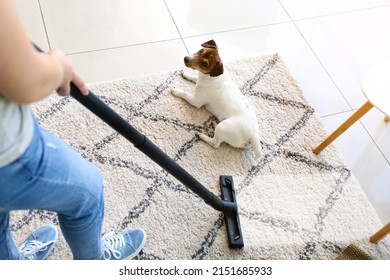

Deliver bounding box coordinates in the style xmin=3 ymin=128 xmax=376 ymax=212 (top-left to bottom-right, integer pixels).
xmin=19 ymin=240 xmax=54 ymax=260
xmin=102 ymin=232 xmax=125 ymax=260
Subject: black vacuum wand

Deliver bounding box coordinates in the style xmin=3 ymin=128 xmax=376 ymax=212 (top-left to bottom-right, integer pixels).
xmin=34 ymin=44 xmax=243 ymax=248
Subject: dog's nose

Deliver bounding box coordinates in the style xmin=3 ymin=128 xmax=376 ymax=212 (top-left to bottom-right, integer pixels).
xmin=184 ymin=56 xmax=191 ymax=63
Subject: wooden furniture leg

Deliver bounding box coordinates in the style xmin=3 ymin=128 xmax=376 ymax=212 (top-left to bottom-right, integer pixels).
xmin=370 ymin=222 xmax=390 ymax=244
xmin=313 ymin=101 xmax=374 ymax=155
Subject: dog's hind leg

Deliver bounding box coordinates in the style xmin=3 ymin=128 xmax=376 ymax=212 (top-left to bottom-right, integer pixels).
xmin=197 ymin=132 xmax=222 ymax=149
xmin=197 ymin=120 xmax=233 ymax=149
xmin=251 ymin=134 xmax=262 ymax=160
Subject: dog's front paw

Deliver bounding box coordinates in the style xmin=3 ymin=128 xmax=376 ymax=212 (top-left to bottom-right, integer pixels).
xmin=170 ymin=87 xmax=182 ymax=97
xmin=181 ymin=72 xmax=198 ymax=84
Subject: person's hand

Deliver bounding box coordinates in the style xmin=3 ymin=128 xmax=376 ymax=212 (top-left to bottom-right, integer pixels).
xmin=50 ymin=49 xmax=89 ymax=97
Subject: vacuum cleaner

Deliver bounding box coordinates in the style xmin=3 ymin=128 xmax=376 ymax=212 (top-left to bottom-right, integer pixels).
xmin=34 ymin=44 xmax=244 ymax=248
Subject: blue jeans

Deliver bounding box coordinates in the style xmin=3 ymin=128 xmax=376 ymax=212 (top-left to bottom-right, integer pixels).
xmin=0 ymin=117 xmax=105 ymax=259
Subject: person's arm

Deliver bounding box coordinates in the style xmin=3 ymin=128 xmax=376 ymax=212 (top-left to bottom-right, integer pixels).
xmin=0 ymin=0 xmax=88 ymax=104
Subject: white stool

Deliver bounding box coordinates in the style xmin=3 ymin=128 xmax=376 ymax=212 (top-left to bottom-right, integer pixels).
xmin=313 ymin=58 xmax=390 ymax=155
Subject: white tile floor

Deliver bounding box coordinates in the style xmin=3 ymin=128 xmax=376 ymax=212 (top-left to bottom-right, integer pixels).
xmin=14 ymin=0 xmax=390 ymax=224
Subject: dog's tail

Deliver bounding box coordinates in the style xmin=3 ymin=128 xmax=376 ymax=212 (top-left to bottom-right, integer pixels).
xmin=251 ymin=134 xmax=262 ymax=161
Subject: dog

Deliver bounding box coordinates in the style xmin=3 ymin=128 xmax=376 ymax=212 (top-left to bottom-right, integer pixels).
xmin=171 ymin=39 xmax=262 ymax=160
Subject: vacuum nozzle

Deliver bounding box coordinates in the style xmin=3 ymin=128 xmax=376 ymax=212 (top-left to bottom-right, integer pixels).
xmin=220 ymin=175 xmax=244 ymax=248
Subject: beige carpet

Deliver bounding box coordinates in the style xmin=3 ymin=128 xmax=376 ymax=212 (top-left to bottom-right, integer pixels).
xmin=11 ymin=54 xmax=390 ymax=259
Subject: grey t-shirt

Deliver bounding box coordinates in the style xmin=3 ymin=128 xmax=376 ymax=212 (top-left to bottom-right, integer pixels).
xmin=0 ymin=94 xmax=34 ymax=167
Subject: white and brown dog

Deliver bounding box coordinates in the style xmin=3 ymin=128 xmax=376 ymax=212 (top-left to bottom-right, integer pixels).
xmin=171 ymin=40 xmax=262 ymax=160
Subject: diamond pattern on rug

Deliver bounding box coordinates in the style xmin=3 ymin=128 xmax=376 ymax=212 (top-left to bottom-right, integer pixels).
xmin=10 ymin=54 xmax=390 ymax=260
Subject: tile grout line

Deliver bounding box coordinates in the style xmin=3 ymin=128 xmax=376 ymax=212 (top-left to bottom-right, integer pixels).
xmin=277 ymin=0 xmax=354 ymax=115
xmin=63 ymin=1 xmax=190 ymax=57
xmin=284 ymin=4 xmax=390 ymax=22
xmin=163 ymin=0 xmax=189 ymax=54
xmin=65 ymin=38 xmax=183 ymax=56
xmin=355 ymin=111 xmax=390 ymax=165
xmin=276 ymin=1 xmax=390 ymax=166
xmin=37 ymin=0 xmax=51 ymax=51
xmin=320 ymin=108 xmax=390 ymax=165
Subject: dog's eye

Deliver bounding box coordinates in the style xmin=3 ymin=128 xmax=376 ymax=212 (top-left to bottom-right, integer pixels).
xmin=201 ymin=60 xmax=209 ymax=68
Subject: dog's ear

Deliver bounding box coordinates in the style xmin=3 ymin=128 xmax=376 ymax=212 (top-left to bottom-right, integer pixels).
xmin=210 ymin=61 xmax=224 ymax=77
xmin=201 ymin=39 xmax=218 ymax=50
